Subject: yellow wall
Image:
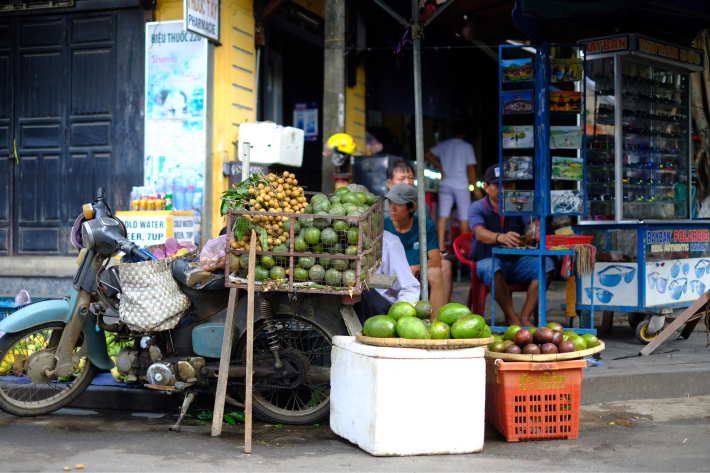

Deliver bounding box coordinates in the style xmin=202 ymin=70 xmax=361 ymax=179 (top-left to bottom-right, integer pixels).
xmin=346 ymin=64 xmax=366 ymax=155
xmin=155 ymin=0 xmax=257 ymax=237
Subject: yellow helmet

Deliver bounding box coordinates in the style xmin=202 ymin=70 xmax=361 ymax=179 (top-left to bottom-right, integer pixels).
xmin=326 ymin=133 xmax=356 ymax=155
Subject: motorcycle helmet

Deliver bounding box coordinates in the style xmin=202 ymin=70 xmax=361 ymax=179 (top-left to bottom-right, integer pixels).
xmin=324 ymin=133 xmax=356 ymax=166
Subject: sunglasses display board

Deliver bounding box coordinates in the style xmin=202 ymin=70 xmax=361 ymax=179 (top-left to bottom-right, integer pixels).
xmin=571 ymin=34 xmax=708 ymax=328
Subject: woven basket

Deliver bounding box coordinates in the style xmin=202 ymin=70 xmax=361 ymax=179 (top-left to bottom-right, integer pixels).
xmin=117 ymin=246 xmax=196 ymax=332
xmin=355 ymin=333 xmax=494 ymax=350
xmin=483 ymin=341 xmax=605 ymax=361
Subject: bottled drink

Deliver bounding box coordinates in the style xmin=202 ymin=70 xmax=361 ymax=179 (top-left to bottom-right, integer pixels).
xmin=154 ymin=176 xmax=166 ymax=195
xmin=131 ymin=200 xmax=139 ymax=211
xmin=165 ymin=193 xmax=173 ymax=211
xmin=185 ymin=174 xmax=197 ymax=211
xmin=172 ymin=176 xmax=186 ymax=211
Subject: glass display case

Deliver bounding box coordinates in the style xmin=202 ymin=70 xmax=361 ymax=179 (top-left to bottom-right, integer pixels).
xmin=582 ymin=34 xmax=700 ymax=223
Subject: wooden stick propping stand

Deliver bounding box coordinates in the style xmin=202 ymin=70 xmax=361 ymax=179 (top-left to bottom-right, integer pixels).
xmin=211 ymin=287 xmax=239 ymax=437
xmin=244 ymin=230 xmax=256 ymax=453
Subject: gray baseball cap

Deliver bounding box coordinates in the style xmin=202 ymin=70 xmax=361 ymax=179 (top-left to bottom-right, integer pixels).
xmin=386 ymin=183 xmax=417 ymax=205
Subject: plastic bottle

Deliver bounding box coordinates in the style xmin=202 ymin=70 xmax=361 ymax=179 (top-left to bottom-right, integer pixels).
xmin=185 ymin=173 xmax=197 ymax=211
xmin=172 ymin=176 xmax=186 ymax=211
xmin=154 ymin=176 xmax=166 ymax=195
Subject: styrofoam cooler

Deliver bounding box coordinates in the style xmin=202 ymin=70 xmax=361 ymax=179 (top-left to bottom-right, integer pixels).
xmin=330 ymin=336 xmax=486 ymax=456
xmin=236 ymin=122 xmax=304 ymax=167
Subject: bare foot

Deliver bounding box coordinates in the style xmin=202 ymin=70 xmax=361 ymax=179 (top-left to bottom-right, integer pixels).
xmin=504 ymin=315 xmax=523 ymax=327
xmin=519 ymin=316 xmax=535 ymax=328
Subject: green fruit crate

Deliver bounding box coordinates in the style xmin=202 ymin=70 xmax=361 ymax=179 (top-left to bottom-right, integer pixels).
xmin=486 ymin=358 xmax=585 ymax=442
xmin=224 ymin=193 xmax=385 ymax=295
xmin=0 ymin=297 xmax=50 ymax=320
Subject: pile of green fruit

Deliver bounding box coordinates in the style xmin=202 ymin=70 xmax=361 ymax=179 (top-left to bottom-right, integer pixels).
xmin=230 ymin=186 xmax=383 ymax=289
xmin=487 ymin=322 xmax=601 ymax=355
xmin=363 ymin=302 xmax=493 ymax=340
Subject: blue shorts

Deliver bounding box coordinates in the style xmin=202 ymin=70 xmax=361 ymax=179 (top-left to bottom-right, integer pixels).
xmin=476 ymin=256 xmax=555 ymax=288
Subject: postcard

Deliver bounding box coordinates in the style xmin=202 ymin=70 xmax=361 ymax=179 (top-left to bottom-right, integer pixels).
xmin=551 ymin=190 xmax=583 ymax=214
xmin=550 ymin=91 xmax=582 ymax=112
xmin=503 ymin=156 xmax=534 ymax=180
xmin=503 ymin=190 xmax=535 ymax=213
xmin=502 ymin=90 xmax=534 ymax=115
xmin=550 ymin=126 xmax=582 ymax=149
xmin=502 ymin=58 xmax=534 ymax=82
xmin=551 ymin=57 xmax=583 ymax=82
xmin=502 ymin=125 xmax=534 ymax=149
xmin=552 ymin=157 xmax=583 ymax=180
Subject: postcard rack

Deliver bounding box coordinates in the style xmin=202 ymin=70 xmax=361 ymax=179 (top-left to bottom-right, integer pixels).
xmin=493 ymin=41 xmax=596 ymax=334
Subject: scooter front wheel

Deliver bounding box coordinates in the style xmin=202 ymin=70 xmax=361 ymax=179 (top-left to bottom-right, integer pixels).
xmin=0 ymin=322 xmax=97 ymax=416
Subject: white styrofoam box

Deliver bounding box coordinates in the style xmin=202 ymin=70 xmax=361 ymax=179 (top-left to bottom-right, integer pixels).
xmin=237 ymin=123 xmax=304 ymax=167
xmin=330 ymin=336 xmax=486 ymax=456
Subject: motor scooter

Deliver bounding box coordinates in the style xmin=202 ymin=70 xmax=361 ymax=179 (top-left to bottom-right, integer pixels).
xmin=0 ymin=188 xmax=346 ymax=425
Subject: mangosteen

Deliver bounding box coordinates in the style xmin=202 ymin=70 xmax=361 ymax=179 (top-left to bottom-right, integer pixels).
xmin=523 ymin=344 xmax=541 ymax=355
xmin=551 ymin=331 xmax=563 ymax=346
xmin=533 ymin=327 xmax=554 ymax=344
xmin=541 ymin=343 xmax=558 ymax=354
xmin=558 ymin=340 xmax=576 ymax=353
xmin=505 ymin=344 xmax=522 ymax=354
xmin=514 ymin=329 xmax=533 ymax=347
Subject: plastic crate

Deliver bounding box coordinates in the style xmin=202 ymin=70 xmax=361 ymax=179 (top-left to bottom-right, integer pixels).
xmin=545 ymin=235 xmax=593 ymax=249
xmin=485 ymin=358 xmax=586 ymax=442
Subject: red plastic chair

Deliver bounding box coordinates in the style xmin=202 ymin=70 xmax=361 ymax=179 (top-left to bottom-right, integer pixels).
xmin=452 ymin=232 xmax=532 ymax=320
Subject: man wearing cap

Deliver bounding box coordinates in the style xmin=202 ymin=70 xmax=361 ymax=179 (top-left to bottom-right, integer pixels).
xmin=384 ymin=183 xmax=448 ymax=316
xmin=467 ymin=165 xmax=554 ymax=327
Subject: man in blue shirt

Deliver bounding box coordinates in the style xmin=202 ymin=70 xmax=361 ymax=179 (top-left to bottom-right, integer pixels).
xmin=467 ymin=165 xmax=554 ymax=327
xmin=384 ymin=183 xmax=448 ymax=316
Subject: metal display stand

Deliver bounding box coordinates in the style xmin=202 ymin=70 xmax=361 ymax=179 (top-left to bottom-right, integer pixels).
xmin=569 ymin=34 xmax=708 ymax=343
xmin=492 ymin=41 xmax=596 ymax=334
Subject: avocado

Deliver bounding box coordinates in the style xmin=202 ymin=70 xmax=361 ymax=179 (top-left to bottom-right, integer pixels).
xmin=387 ymin=301 xmax=417 ymax=321
xmin=451 ymin=314 xmax=486 ymax=339
xmin=414 ymin=301 xmax=433 ymax=320
xmin=478 ymin=324 xmax=492 ymax=339
xmin=363 ymin=315 xmax=397 ymax=338
xmin=395 ymin=317 xmax=429 ymax=339
xmin=437 ymin=303 xmax=471 ymax=326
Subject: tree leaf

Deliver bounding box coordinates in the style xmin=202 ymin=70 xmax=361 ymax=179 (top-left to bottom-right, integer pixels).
xmin=223 ymin=415 xmax=236 ymax=425
xmin=235 ymin=217 xmax=249 ymax=241
xmin=220 ymin=199 xmax=231 ymax=217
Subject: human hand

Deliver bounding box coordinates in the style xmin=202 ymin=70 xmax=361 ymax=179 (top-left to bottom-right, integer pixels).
xmin=409 ymin=264 xmax=421 ymax=277
xmin=498 ymin=232 xmax=520 ymax=248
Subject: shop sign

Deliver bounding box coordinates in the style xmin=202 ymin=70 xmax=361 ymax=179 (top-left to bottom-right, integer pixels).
xmin=185 ymin=0 xmax=220 ymax=42
xmin=117 ymin=212 xmax=195 ymax=248
xmin=636 ymin=35 xmax=703 ymax=67
xmin=144 ymin=21 xmax=207 ymax=215
xmin=582 ymin=35 xmax=629 ymax=55
xmin=172 ymin=215 xmax=196 ymax=242
xmin=647 ymin=229 xmax=709 ymax=254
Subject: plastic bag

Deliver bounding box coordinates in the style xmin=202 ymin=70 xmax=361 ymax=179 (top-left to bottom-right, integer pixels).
xmin=15 ymin=289 xmax=31 ymax=306
xmin=199 ymin=234 xmax=227 ymax=271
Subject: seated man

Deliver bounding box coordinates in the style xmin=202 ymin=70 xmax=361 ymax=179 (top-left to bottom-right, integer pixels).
xmin=384 ymin=160 xmax=452 ymax=303
xmin=467 ymin=165 xmax=554 ymax=327
xmin=384 ymin=183 xmax=448 ymax=316
xmin=353 ymin=230 xmax=421 ymax=324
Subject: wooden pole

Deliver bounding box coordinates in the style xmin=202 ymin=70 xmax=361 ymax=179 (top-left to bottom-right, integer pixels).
xmin=211 ymin=286 xmax=239 ymax=436
xmin=244 ymin=230 xmax=257 ymax=454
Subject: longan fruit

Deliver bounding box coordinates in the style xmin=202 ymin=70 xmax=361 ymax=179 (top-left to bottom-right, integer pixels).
xmin=268 ymin=191 xmax=275 ymax=197
xmin=263 ymin=194 xmax=271 ymax=202
xmin=277 ymin=178 xmax=284 ymax=184
xmin=258 ymin=183 xmax=265 ymax=190
xmin=286 ymin=178 xmax=293 ymax=185
xmin=292 ymin=179 xmax=298 ymax=185
xmin=284 ymin=183 xmax=291 ymax=190
xmin=248 ymin=188 xmax=256 ymax=195
xmin=297 ymin=196 xmax=306 ymax=203
xmin=268 ymin=174 xmax=276 ymax=182
xmin=257 ymin=245 xmax=263 ymax=251
xmin=290 ymin=199 xmax=297 ymax=206
xmin=274 ymin=238 xmax=281 ymax=245
xmin=242 ymin=235 xmax=249 ymax=242
xmin=285 ymin=189 xmax=292 ymax=196
xmin=276 ymin=192 xmax=285 ymax=200
xmin=267 ymin=215 xmax=274 ymax=222
xmin=254 ymin=203 xmax=262 ymax=210
xmin=267 ymin=237 xmax=273 ymax=244
xmin=282 ymin=232 xmax=288 ymax=239
xmin=291 ymin=190 xmax=299 ymax=198
xmin=283 ymin=171 xmax=290 ymax=178
xmin=277 ymin=186 xmax=284 ymax=193
xmin=299 ymin=208 xmax=305 ymax=213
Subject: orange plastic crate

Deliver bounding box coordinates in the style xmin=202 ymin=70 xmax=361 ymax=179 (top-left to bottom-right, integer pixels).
xmin=485 ymin=358 xmax=586 ymax=442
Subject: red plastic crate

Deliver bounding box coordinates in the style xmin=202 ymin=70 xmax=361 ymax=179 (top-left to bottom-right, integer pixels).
xmin=485 ymin=358 xmax=586 ymax=442
xmin=545 ymin=235 xmax=593 ymax=249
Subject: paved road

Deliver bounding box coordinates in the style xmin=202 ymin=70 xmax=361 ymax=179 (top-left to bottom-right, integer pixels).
xmin=1 ymin=396 xmax=708 ymax=472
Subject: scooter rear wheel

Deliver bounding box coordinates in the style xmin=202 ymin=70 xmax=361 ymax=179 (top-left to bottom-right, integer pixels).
xmin=0 ymin=322 xmax=97 ymax=416
xmin=234 ymin=313 xmax=340 ymax=425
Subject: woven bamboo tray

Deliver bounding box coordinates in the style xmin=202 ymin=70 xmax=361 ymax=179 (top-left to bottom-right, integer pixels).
xmin=483 ymin=341 xmax=605 ymax=361
xmin=355 ymin=333 xmax=494 ymax=349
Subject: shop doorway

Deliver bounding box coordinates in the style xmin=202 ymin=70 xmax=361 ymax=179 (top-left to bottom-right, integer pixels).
xmin=0 ymin=8 xmax=144 ymax=256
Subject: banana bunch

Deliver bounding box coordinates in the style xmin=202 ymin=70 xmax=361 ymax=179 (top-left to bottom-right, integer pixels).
xmin=0 ymin=334 xmax=47 ymax=376
xmin=105 ymin=332 xmax=136 ymax=383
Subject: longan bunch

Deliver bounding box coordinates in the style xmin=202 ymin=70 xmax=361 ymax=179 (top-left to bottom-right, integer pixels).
xmin=229 ymin=171 xmax=304 ymax=252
